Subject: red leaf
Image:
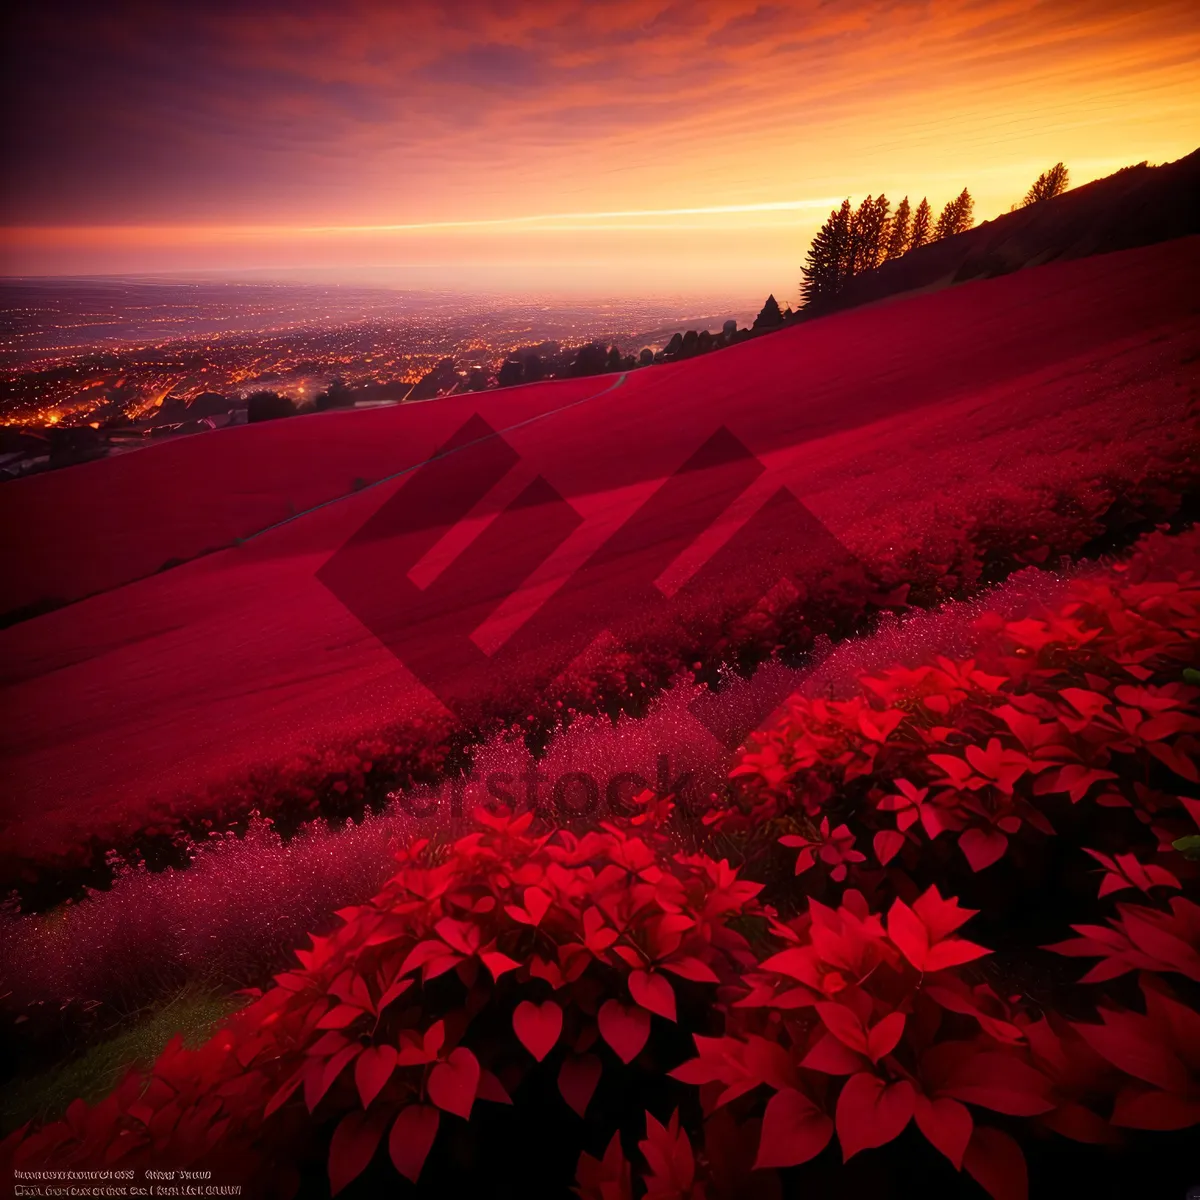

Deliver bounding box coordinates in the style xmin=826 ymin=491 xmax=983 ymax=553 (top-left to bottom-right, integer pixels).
xmin=867 ymin=1012 xmax=906 ymax=1062
xmin=887 ymin=897 xmax=930 ymax=970
xmin=815 ymin=1002 xmax=868 ymax=1055
xmin=963 ymin=1126 xmax=1028 ymax=1200
xmin=942 ymin=1053 xmax=1054 ymax=1116
xmin=801 ymin=1030 xmax=866 ymax=1076
xmin=874 ymin=830 xmax=905 ymax=866
xmin=477 ymin=1069 xmax=514 ymax=1105
xmin=923 ymin=938 xmax=990 ymax=972
xmin=329 ymin=1109 xmax=386 ymax=1195
xmin=913 ymin=1094 xmax=972 ymax=1169
xmin=480 ymin=952 xmax=521 ymax=982
xmin=1110 ymin=1086 xmax=1200 ymax=1130
xmin=639 ymin=1108 xmax=696 ymax=1194
xmin=575 ymin=1130 xmax=631 ymax=1200
xmin=308 ymin=1045 xmax=361 ymax=1112
xmin=958 ymin=827 xmax=1008 ymax=872
xmin=629 ymin=970 xmax=677 ymax=1022
xmin=316 ymin=1004 xmax=367 ymax=1030
xmin=388 ymin=1105 xmax=440 ymax=1184
xmin=428 ymin=1048 xmax=480 ymax=1120
xmin=835 ymin=1072 xmax=914 ymax=1160
xmin=375 ymin=976 xmax=413 ymax=1015
xmin=511 ymin=885 xmax=552 ymax=926
xmin=888 ymin=891 xmax=989 ymax=973
xmin=559 ymin=1054 xmax=603 ymax=1118
xmin=754 ymin=1087 xmax=834 ymax=1168
xmin=659 ymin=956 xmax=720 ymax=984
xmin=513 ymin=1000 xmax=563 ymax=1062
xmin=1074 ymin=1010 xmax=1186 ymax=1092
xmin=354 ymin=1045 xmax=397 ymax=1110
xmin=264 ymin=1070 xmax=303 ymax=1119
xmin=598 ymin=1000 xmax=651 ymax=1064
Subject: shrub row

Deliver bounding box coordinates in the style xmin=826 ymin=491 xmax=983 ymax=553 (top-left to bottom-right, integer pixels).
xmin=6 ymin=530 xmax=1199 ymax=1198
xmin=9 ymin=433 xmax=1198 ymax=904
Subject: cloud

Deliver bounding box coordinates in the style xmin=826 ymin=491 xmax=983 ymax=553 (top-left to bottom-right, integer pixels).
xmin=1 ymin=0 xmax=1197 ymax=277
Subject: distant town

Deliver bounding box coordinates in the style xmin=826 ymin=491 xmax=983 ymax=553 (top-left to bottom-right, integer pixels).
xmin=0 ymin=279 xmax=760 ymax=478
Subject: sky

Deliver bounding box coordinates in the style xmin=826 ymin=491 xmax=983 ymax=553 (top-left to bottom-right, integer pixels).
xmin=2 ymin=0 xmax=1197 ymax=302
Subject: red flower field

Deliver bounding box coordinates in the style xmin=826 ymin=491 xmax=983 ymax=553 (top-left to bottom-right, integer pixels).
xmin=1 ymin=239 xmax=1197 ymax=885
xmin=2 ymin=240 xmax=1199 ymax=1199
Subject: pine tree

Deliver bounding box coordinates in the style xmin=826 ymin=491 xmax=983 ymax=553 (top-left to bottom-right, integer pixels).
xmin=862 ymin=193 xmax=891 ymax=272
xmin=909 ymin=197 xmax=931 ymax=250
xmin=886 ymin=196 xmax=911 ymax=260
xmin=934 ymin=188 xmax=975 ymax=240
xmin=848 ymin=195 xmax=873 ymax=275
xmin=753 ymin=294 xmax=784 ymax=329
xmin=800 ymin=199 xmax=852 ymax=308
xmin=1021 ymin=162 xmax=1069 ymax=207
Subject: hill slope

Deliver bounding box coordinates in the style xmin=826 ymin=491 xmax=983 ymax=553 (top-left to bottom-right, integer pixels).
xmin=1 ymin=238 xmax=1198 ymax=874
xmin=815 ymin=148 xmax=1200 ymax=315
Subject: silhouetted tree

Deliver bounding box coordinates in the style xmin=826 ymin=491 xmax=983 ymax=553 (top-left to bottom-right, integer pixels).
xmin=681 ymin=330 xmax=699 ymax=356
xmin=639 ymin=347 xmax=654 ymax=366
xmin=753 ymin=294 xmax=784 ymax=329
xmin=846 ymin=196 xmax=871 ymax=275
xmin=247 ymin=391 xmax=296 ymax=422
xmin=497 ymin=358 xmax=523 ymax=388
xmin=1021 ymin=162 xmax=1069 ymax=206
xmin=908 ymin=197 xmax=932 ymax=250
xmin=315 ymin=377 xmax=354 ymax=411
xmin=801 ymin=199 xmax=853 ymax=307
xmin=605 ymin=345 xmax=622 ymax=371
xmin=664 ymin=332 xmax=684 ymax=357
xmin=855 ymin=194 xmax=891 ymax=272
xmin=698 ymin=329 xmax=714 ymax=352
xmin=934 ymin=188 xmax=975 ymax=240
xmin=569 ymin=343 xmax=608 ymax=376
xmin=886 ymin=196 xmax=911 ymax=260
xmin=522 ymin=353 xmax=545 ymax=383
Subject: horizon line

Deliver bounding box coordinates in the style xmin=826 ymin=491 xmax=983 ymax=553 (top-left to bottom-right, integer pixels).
xmin=1 ymin=198 xmax=847 ymax=241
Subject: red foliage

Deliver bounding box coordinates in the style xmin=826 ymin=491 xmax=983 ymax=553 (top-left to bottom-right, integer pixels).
xmin=721 ymin=531 xmax=1200 ymax=889
xmin=8 ymin=531 xmax=1200 ymax=1198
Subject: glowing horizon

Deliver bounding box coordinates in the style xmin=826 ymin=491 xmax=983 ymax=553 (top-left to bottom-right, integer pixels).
xmin=2 ymin=0 xmax=1198 ymax=300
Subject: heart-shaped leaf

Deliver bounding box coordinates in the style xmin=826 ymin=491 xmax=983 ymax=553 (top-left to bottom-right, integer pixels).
xmin=629 ymin=970 xmax=677 ymax=1022
xmin=754 ymin=1087 xmax=834 ymax=1169
xmin=513 ymin=1000 xmax=563 ymax=1062
xmin=354 ymin=1044 xmax=397 ymax=1109
xmin=598 ymin=1000 xmax=651 ymax=1064
xmin=388 ymin=1104 xmax=440 ymax=1184
xmin=835 ymin=1072 xmax=914 ymax=1160
xmin=428 ymin=1047 xmax=480 ymax=1120
xmin=914 ymin=1094 xmax=973 ymax=1169
xmin=558 ymin=1053 xmax=603 ymax=1117
xmin=329 ymin=1109 xmax=386 ymax=1195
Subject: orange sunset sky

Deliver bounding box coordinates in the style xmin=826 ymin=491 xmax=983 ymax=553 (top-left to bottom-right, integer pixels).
xmin=1 ymin=0 xmax=1197 ymax=302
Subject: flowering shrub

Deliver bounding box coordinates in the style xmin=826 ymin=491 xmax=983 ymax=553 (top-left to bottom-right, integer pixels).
xmin=720 ymin=529 xmax=1200 ymax=899
xmin=8 ymin=432 xmax=1197 ymax=899
xmin=6 ymin=796 xmax=766 ymax=1193
xmin=6 ymin=530 xmax=1199 ymax=1198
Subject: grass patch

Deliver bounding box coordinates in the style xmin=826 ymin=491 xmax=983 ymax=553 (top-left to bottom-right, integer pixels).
xmin=1 ymin=987 xmax=241 ymax=1134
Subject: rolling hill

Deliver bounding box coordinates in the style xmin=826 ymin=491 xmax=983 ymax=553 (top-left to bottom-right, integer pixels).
xmin=1 ymin=237 xmax=1198 ymax=877
xmin=812 ymin=147 xmax=1200 ymax=316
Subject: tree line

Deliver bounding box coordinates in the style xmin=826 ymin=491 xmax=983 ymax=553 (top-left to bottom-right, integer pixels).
xmin=801 ymin=162 xmax=1070 ymax=309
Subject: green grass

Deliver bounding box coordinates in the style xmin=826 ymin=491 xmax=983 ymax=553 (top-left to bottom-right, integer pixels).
xmin=1 ymin=987 xmax=241 ymax=1134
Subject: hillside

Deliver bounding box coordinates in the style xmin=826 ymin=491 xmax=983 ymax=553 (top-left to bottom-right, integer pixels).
xmin=813 ymin=147 xmax=1200 ymax=315
xmin=0 ymin=238 xmax=1198 ymax=877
